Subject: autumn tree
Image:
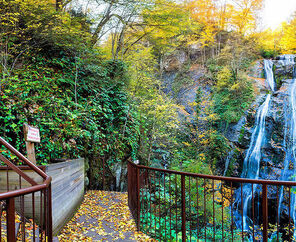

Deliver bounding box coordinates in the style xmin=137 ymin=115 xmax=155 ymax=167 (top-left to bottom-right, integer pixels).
xmin=280 ymin=13 xmax=296 ymax=53
xmin=229 ymin=0 xmax=263 ymax=34
xmin=86 ymin=0 xmax=150 ymax=50
xmin=0 ymin=0 xmax=89 ymax=85
xmin=187 ymin=0 xmax=218 ymax=60
xmin=124 ymin=43 xmax=180 ymax=165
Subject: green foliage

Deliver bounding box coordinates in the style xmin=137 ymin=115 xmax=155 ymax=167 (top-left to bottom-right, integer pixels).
xmin=0 ymin=0 xmax=141 ymax=190
xmin=215 ymin=34 xmax=259 ymax=76
xmin=0 ymin=55 xmax=137 ymax=167
xmin=213 ymin=67 xmax=254 ymax=124
xmin=259 ymin=48 xmax=279 ymax=59
xmin=206 ymin=58 xmax=224 ymax=80
xmin=139 ymin=175 xmax=240 ymax=241
xmin=125 ymin=44 xmax=179 ymax=166
xmin=140 ymin=0 xmax=194 ymax=53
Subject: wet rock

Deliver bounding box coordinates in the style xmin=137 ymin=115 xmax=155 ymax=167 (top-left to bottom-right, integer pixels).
xmin=188 ymin=43 xmax=202 ymax=61
xmin=273 ymin=55 xmax=295 ymax=85
xmin=248 ymin=60 xmax=264 ymax=79
xmin=162 ymin=67 xmax=207 ymax=119
xmin=162 ymin=72 xmax=176 ymax=94
xmin=162 ymin=50 xmax=188 ymax=72
xmin=274 ymin=54 xmax=295 ymax=63
xmin=225 ymin=117 xmax=247 ymax=143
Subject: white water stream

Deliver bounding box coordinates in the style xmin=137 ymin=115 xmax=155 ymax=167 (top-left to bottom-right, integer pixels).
xmin=237 ymin=59 xmax=275 ymax=233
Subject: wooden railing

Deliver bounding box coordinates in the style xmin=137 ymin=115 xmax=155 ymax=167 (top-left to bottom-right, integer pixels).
xmin=128 ymin=161 xmax=296 ymax=242
xmin=0 ymin=137 xmax=52 ymax=241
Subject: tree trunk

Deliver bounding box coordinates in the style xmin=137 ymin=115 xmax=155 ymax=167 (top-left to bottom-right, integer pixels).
xmin=56 ymin=0 xmax=62 ymax=10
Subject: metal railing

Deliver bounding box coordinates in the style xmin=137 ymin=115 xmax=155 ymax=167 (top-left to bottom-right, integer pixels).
xmin=128 ymin=161 xmax=296 ymax=242
xmin=0 ymin=137 xmax=52 ymax=241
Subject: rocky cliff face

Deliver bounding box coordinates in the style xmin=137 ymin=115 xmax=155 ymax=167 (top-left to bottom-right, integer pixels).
xmin=228 ymin=56 xmax=295 ymax=179
xmin=161 ymin=50 xmax=210 ymax=121
xmin=163 ymin=52 xmax=295 ymax=174
xmin=162 ymin=53 xmax=296 ymax=235
xmin=236 ymin=56 xmax=295 ymax=174
xmin=161 ymin=51 xmax=296 ymax=182
xmin=231 ymin=55 xmax=296 ymax=234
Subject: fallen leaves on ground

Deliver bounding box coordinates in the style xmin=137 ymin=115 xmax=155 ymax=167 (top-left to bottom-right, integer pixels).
xmin=58 ymin=190 xmax=155 ymax=241
xmin=1 ymin=211 xmax=40 ymax=241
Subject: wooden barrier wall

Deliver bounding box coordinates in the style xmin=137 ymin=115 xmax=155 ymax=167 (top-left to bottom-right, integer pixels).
xmin=0 ymin=158 xmax=85 ymax=235
xmin=48 ymin=158 xmax=84 ymax=234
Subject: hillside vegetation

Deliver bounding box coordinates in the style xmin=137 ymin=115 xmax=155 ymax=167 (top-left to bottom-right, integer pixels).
xmin=1 ymin=0 xmax=296 ymax=189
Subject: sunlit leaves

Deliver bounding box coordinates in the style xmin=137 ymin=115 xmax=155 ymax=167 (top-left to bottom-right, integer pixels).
xmin=124 ymin=44 xmax=180 ymax=164
xmin=280 ymin=15 xmax=296 ymax=53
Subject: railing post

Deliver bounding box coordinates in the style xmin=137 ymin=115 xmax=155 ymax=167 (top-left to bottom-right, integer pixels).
xmin=181 ymin=175 xmax=186 ymax=242
xmin=136 ymin=166 xmax=140 ymax=230
xmin=128 ymin=162 xmax=131 ymax=208
xmin=262 ymin=184 xmax=268 ymax=242
xmin=6 ymin=197 xmax=16 ymax=242
xmin=48 ymin=185 xmax=53 ymax=241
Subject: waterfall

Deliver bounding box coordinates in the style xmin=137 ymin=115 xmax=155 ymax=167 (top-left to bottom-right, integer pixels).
xmin=278 ymin=54 xmax=295 ymax=66
xmin=239 ymin=94 xmax=272 ymax=231
xmin=264 ymin=59 xmax=276 ymax=91
xmin=231 ymin=55 xmax=296 ymax=239
xmin=241 ymin=94 xmax=272 ymax=180
xmin=291 ymin=80 xmax=296 ymax=238
xmin=278 ymin=78 xmax=296 ymax=237
xmin=235 ymin=59 xmax=275 ymax=233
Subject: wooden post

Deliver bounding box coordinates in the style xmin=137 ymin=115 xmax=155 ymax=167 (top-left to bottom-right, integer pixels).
xmin=23 ymin=124 xmax=40 ymax=165
xmin=25 ymin=141 xmax=36 ymax=164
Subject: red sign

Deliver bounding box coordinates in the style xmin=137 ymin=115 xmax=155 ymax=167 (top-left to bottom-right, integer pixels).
xmin=26 ymin=125 xmax=40 ymax=143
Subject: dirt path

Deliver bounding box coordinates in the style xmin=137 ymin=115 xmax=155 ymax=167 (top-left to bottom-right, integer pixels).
xmin=58 ymin=190 xmax=154 ymax=241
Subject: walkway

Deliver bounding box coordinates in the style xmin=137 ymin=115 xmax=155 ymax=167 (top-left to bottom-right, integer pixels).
xmin=58 ymin=190 xmax=154 ymax=241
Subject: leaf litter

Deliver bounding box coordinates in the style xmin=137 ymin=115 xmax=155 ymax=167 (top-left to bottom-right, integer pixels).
xmin=58 ymin=190 xmax=155 ymax=241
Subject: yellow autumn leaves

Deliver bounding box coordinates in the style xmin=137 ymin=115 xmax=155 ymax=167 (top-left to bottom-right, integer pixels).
xmin=58 ymin=191 xmax=155 ymax=241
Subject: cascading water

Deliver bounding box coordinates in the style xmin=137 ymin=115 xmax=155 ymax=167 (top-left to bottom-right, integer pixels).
xmin=234 ymin=55 xmax=296 ymax=240
xmin=238 ymin=94 xmax=272 ymax=231
xmin=235 ymin=59 xmax=275 ymax=233
xmin=264 ymin=59 xmax=276 ymax=91
xmin=278 ymin=78 xmax=296 ymax=237
xmin=278 ymin=54 xmax=295 ymax=66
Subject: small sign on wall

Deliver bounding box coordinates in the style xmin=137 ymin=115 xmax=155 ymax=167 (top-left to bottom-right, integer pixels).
xmin=23 ymin=124 xmax=40 ymax=164
xmin=25 ymin=125 xmax=41 ymax=143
